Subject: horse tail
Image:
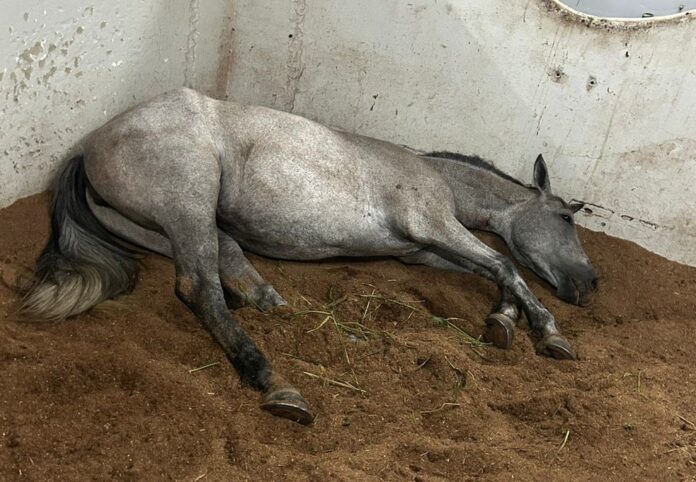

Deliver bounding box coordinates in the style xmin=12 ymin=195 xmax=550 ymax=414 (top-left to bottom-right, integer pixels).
xmin=20 ymin=155 xmax=139 ymax=321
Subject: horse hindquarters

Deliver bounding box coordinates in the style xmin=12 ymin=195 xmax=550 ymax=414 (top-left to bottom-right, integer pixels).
xmin=85 ymin=140 xmax=314 ymax=424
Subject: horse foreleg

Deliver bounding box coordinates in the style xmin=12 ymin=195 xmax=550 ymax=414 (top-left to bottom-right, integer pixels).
xmin=405 ymin=216 xmax=576 ymax=360
xmin=399 ymin=248 xmax=519 ymax=349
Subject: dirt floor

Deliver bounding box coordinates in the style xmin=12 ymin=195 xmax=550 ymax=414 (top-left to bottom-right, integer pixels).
xmin=1 ymin=193 xmax=695 ymax=481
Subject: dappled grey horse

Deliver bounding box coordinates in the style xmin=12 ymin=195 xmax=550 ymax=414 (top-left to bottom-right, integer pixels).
xmin=23 ymin=88 xmax=597 ymax=425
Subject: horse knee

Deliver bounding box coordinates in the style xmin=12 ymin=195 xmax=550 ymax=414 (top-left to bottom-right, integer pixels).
xmin=491 ymin=256 xmax=517 ymax=282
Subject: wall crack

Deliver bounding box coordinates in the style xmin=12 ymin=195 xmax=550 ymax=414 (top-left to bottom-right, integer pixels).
xmin=184 ymin=0 xmax=200 ymax=87
xmin=283 ymin=0 xmax=307 ymax=112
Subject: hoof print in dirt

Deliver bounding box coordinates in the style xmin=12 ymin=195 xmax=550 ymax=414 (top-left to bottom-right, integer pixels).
xmin=0 ymin=263 xmax=32 ymax=292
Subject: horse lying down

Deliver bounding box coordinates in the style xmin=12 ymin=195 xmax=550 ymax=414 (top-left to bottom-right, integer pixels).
xmin=22 ymin=88 xmax=598 ymax=425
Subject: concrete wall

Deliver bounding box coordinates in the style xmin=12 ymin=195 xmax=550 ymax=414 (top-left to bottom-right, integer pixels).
xmin=0 ymin=0 xmax=230 ymax=209
xmin=2 ymin=0 xmax=694 ymax=267
xmin=225 ymin=0 xmax=696 ymax=266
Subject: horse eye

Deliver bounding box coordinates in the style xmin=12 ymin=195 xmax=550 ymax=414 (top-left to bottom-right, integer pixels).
xmin=561 ymin=214 xmax=573 ymax=224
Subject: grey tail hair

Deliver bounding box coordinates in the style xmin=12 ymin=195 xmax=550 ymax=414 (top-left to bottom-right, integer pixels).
xmin=20 ymin=155 xmax=139 ymax=321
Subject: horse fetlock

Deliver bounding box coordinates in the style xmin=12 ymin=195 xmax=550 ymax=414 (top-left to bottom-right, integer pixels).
xmin=496 ymin=300 xmax=520 ymax=323
xmin=538 ymin=315 xmax=561 ymax=337
xmin=231 ymin=339 xmax=272 ymax=391
xmin=492 ymin=258 xmax=518 ymax=285
xmin=495 ymin=257 xmax=529 ymax=292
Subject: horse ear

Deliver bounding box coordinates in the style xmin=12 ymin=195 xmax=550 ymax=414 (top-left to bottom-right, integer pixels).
xmin=533 ymin=154 xmax=551 ymax=194
xmin=570 ymin=201 xmax=585 ymax=213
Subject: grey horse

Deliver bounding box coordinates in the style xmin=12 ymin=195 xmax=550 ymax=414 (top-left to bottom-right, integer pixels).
xmin=22 ymin=88 xmax=597 ymax=425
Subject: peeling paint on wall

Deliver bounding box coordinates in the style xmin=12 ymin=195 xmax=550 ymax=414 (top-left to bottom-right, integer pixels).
xmin=0 ymin=1 xmax=197 ymax=208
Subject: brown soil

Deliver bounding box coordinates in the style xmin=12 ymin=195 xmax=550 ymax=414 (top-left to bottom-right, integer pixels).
xmin=1 ymin=193 xmax=695 ymax=481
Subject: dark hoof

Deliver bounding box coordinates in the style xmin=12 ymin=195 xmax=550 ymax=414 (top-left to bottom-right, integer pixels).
xmin=537 ymin=334 xmax=577 ymax=360
xmin=261 ymin=389 xmax=315 ymax=425
xmin=484 ymin=313 xmax=516 ymax=349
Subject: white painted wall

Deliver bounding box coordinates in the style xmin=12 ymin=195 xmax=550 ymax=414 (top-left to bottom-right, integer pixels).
xmin=225 ymin=0 xmax=696 ymax=266
xmin=0 ymin=0 xmax=229 ymax=209
xmin=2 ymin=0 xmax=694 ymax=267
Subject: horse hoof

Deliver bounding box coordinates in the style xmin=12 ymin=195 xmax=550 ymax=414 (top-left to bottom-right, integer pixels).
xmin=537 ymin=334 xmax=577 ymax=360
xmin=260 ymin=388 xmax=315 ymax=425
xmin=484 ymin=312 xmax=516 ymax=349
xmin=253 ymin=285 xmax=288 ymax=311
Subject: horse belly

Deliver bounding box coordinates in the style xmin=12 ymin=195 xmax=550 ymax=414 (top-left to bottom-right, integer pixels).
xmin=214 ymin=117 xmax=436 ymax=260
xmin=217 ymin=187 xmax=419 ymax=260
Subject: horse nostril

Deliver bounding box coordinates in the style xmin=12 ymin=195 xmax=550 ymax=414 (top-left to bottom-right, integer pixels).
xmin=590 ymin=277 xmax=599 ymax=291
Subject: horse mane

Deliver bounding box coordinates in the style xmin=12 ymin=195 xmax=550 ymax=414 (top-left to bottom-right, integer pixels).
xmin=422 ymin=151 xmax=526 ymax=187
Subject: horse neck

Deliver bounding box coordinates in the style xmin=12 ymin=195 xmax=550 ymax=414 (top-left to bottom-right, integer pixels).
xmin=422 ymin=156 xmax=534 ymax=237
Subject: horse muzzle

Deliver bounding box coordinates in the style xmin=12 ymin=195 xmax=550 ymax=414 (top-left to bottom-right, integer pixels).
xmin=556 ymin=273 xmax=598 ymax=307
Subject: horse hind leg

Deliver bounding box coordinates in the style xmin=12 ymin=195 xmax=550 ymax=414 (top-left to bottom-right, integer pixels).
xmin=399 ymin=248 xmax=519 ymax=349
xmin=87 ymin=191 xmax=173 ymax=256
xmin=217 ymin=230 xmax=287 ymax=311
xmin=88 ymin=139 xmax=311 ymax=422
xmin=87 ymin=195 xmax=286 ymax=311
xmin=163 ymin=212 xmax=314 ymax=424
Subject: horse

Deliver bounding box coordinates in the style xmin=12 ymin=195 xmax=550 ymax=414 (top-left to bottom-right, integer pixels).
xmin=21 ymin=88 xmax=598 ymax=425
